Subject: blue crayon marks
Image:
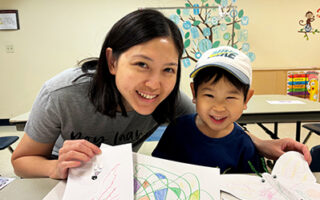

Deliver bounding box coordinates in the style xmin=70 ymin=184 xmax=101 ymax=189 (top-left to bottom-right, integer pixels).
xmin=134 ymin=163 xmax=215 ymax=200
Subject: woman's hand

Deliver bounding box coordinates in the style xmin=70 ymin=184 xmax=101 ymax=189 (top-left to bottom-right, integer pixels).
xmin=49 ymin=139 xmax=101 ymax=179
xmin=256 ymin=138 xmax=312 ymax=164
xmin=245 ymin=130 xmax=312 ymax=164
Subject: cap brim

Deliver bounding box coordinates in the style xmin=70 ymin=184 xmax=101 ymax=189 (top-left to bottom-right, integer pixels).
xmin=190 ymin=62 xmax=250 ymax=85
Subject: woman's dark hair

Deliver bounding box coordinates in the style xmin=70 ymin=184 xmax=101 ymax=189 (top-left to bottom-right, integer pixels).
xmin=78 ymin=9 xmax=184 ymax=124
xmin=193 ymin=67 xmax=250 ymax=101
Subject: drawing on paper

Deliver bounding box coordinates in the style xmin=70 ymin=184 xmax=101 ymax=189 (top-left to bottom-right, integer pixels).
xmin=133 ymin=163 xmax=215 ymax=200
xmin=62 ymin=144 xmax=134 ymax=200
xmin=220 ymin=151 xmax=320 ymax=200
xmin=91 ymin=163 xmax=121 ymax=200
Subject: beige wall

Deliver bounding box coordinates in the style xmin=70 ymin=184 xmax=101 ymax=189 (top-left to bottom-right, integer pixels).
xmin=0 ymin=0 xmax=182 ymax=118
xmin=1 ymin=0 xmax=320 ymax=118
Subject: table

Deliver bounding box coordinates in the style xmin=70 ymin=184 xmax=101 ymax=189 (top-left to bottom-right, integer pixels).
xmin=238 ymin=95 xmax=320 ymax=142
xmin=1 ymin=173 xmax=320 ymax=200
xmin=0 ymin=178 xmax=59 ymax=200
xmin=9 ymin=112 xmax=29 ymax=131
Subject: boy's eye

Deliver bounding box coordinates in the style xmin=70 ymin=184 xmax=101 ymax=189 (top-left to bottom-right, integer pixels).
xmin=205 ymin=94 xmax=214 ymax=98
xmin=226 ymin=96 xmax=237 ymax=100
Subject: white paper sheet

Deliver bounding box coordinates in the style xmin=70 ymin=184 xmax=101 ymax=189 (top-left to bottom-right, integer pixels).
xmin=266 ymin=100 xmax=305 ymax=104
xmin=133 ymin=153 xmax=220 ymax=200
xmin=220 ymin=151 xmax=320 ymax=200
xmin=62 ymin=143 xmax=133 ymax=200
xmin=0 ymin=177 xmax=15 ymax=190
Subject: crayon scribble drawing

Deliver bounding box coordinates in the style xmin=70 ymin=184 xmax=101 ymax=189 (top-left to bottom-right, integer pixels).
xmin=133 ymin=153 xmax=220 ymax=200
xmin=133 ymin=164 xmax=215 ymax=200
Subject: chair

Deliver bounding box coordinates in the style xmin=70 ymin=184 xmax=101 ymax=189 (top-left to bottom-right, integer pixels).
xmin=310 ymin=145 xmax=320 ymax=172
xmin=0 ymin=136 xmax=19 ymax=153
xmin=302 ymin=123 xmax=320 ymax=144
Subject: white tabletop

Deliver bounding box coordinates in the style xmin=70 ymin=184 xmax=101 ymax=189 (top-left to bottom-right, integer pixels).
xmin=239 ymin=94 xmax=320 ymax=124
xmin=245 ymin=94 xmax=320 ymax=114
xmin=9 ymin=112 xmax=29 ymax=124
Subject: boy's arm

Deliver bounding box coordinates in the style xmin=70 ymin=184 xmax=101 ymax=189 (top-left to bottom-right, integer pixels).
xmin=245 ymin=130 xmax=311 ymax=164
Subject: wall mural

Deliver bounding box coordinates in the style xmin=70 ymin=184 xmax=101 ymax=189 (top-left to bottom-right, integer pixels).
xmin=298 ymin=8 xmax=320 ymax=40
xmin=167 ymin=0 xmax=255 ymax=69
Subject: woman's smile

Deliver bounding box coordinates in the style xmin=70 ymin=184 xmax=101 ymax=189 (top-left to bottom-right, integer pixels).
xmin=136 ymin=90 xmax=158 ymax=101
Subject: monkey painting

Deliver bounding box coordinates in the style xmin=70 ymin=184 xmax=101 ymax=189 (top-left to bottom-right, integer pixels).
xmin=299 ymin=11 xmax=315 ymax=32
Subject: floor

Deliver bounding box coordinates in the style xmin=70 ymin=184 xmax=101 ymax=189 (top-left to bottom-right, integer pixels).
xmin=1 ymin=123 xmax=319 ymax=178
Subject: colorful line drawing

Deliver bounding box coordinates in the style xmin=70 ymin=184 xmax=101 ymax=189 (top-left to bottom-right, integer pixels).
xmin=133 ymin=163 xmax=215 ymax=200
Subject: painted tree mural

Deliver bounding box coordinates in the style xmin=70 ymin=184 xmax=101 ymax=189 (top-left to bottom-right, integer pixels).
xmin=168 ymin=0 xmax=255 ymax=68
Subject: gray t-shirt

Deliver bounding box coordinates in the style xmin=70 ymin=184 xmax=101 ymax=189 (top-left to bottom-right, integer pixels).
xmin=25 ymin=67 xmax=195 ymax=155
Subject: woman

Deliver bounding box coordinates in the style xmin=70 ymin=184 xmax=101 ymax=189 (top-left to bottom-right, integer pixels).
xmin=11 ymin=9 xmax=310 ymax=180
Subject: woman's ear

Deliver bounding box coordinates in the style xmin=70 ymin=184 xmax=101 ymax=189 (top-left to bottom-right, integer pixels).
xmin=190 ymin=82 xmax=196 ymax=104
xmin=106 ymin=48 xmax=116 ymax=75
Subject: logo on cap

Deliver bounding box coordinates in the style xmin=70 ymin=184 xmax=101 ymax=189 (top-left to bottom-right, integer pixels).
xmin=208 ymin=49 xmax=238 ymax=60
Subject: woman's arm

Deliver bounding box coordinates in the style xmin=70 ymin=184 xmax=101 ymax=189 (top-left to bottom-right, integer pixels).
xmin=247 ymin=131 xmax=312 ymax=164
xmin=11 ymin=133 xmax=101 ymax=179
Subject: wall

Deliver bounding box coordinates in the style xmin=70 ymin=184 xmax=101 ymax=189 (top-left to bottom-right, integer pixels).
xmin=252 ymin=67 xmax=319 ymax=95
xmin=1 ymin=0 xmax=319 ymax=118
xmin=0 ymin=0 xmax=183 ymax=118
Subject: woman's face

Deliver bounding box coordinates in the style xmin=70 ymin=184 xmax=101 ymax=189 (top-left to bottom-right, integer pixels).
xmin=107 ymin=37 xmax=179 ymax=115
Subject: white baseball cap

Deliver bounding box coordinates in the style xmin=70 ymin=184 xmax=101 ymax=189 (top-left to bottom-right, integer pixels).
xmin=189 ymin=46 xmax=252 ymax=85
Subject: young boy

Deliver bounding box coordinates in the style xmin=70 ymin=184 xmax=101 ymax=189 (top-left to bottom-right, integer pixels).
xmin=152 ymin=46 xmax=264 ymax=173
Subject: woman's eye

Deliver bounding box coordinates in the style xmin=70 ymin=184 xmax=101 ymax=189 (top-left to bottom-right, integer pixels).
xmin=135 ymin=62 xmax=147 ymax=68
xmin=164 ymin=68 xmax=175 ymax=73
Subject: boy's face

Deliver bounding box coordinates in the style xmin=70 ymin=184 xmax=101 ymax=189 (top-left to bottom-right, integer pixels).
xmin=190 ymin=75 xmax=253 ymax=138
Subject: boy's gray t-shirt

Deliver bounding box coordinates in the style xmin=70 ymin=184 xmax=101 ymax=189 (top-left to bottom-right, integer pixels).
xmin=25 ymin=67 xmax=195 ymax=155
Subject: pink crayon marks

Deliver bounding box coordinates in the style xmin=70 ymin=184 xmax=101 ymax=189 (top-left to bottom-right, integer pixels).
xmin=93 ymin=163 xmax=121 ymax=200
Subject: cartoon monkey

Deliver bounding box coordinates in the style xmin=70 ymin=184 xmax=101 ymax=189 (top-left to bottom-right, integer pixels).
xmin=299 ymin=11 xmax=315 ymax=32
xmin=307 ymin=78 xmax=319 ymax=102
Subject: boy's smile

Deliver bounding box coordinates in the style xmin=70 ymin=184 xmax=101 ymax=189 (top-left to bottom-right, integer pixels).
xmin=210 ymin=115 xmax=227 ymax=124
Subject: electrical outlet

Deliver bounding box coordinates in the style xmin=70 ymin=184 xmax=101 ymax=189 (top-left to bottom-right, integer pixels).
xmin=5 ymin=45 xmax=14 ymax=53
